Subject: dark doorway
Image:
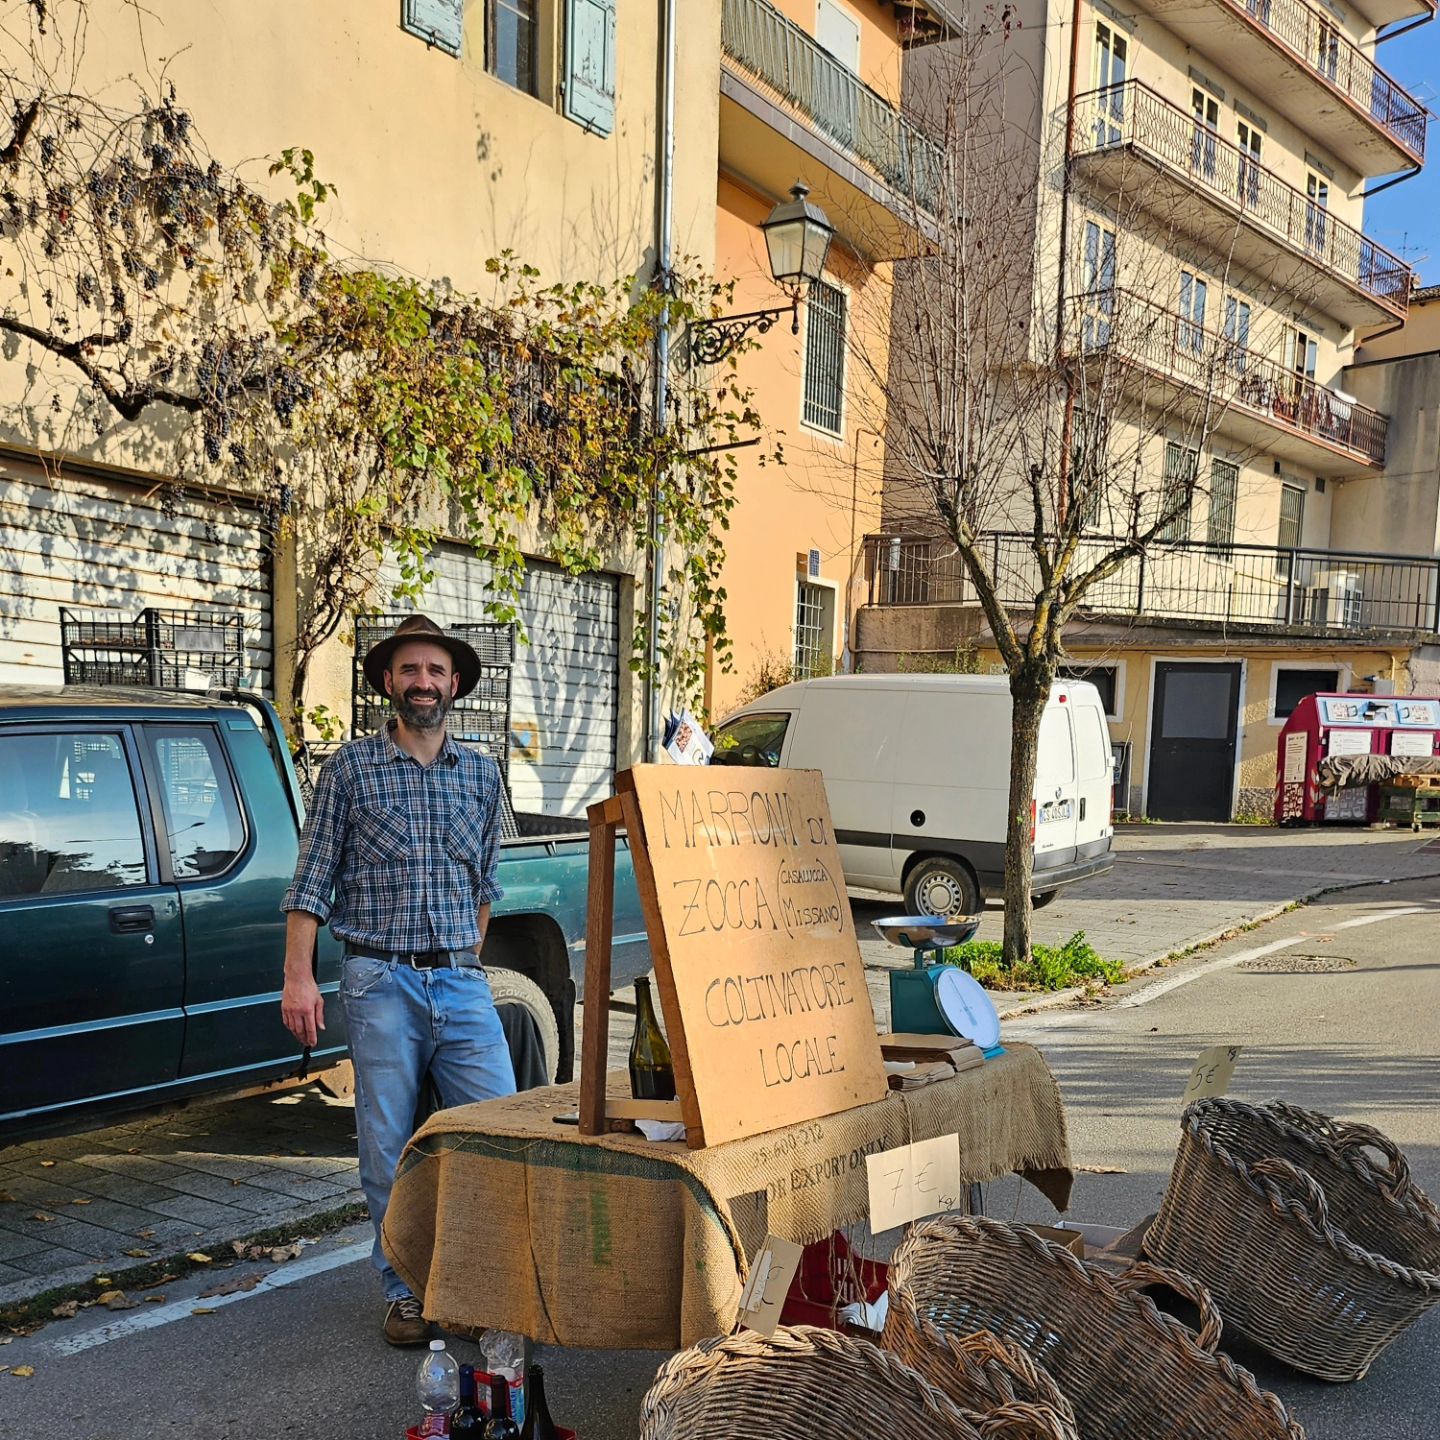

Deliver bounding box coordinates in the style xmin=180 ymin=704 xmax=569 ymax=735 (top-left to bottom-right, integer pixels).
xmin=1147 ymin=662 xmax=1242 ymax=820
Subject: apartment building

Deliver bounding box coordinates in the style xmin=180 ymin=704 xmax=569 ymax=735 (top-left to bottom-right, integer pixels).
xmin=707 ymin=0 xmax=954 ymax=716
xmin=858 ymin=0 xmax=1436 ymax=819
xmin=0 ymin=1 xmax=719 ymax=814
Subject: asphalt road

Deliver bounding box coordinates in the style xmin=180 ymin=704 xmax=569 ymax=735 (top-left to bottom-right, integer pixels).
xmin=5 ymin=878 xmax=1437 ymax=1439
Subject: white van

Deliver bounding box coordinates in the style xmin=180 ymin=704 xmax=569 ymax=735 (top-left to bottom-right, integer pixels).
xmin=710 ymin=674 xmax=1115 ymax=917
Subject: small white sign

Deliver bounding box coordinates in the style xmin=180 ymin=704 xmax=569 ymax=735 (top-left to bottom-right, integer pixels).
xmin=736 ymin=1234 xmax=804 ymax=1338
xmin=1326 ymin=729 xmax=1371 ymax=757
xmin=1282 ymin=732 xmax=1308 ymax=785
xmin=1391 ymin=732 xmax=1434 ymax=758
xmin=1183 ymin=1045 xmax=1243 ymax=1105
xmin=865 ymin=1134 xmax=963 ymax=1234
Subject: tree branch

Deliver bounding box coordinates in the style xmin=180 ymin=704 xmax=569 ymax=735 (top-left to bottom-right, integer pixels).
xmin=0 ymin=97 xmax=41 ymax=168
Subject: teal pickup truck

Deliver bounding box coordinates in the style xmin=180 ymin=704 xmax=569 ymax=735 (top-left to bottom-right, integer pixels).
xmin=0 ymin=686 xmax=649 ymax=1144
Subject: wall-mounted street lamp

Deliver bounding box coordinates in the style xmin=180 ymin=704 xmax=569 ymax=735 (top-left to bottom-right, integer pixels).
xmin=688 ymin=183 xmax=835 ymax=366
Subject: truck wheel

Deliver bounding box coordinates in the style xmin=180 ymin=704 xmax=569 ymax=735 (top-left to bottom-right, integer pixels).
xmin=486 ymin=967 xmax=560 ymax=1085
xmin=1031 ymin=889 xmax=1059 ymax=909
xmin=903 ymin=857 xmax=981 ymax=920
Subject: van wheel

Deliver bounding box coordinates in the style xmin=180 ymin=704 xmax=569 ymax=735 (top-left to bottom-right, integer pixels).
xmin=904 ymin=857 xmax=981 ymax=920
xmin=486 ymin=966 xmax=560 ymax=1087
xmin=1031 ymin=889 xmax=1060 ymax=909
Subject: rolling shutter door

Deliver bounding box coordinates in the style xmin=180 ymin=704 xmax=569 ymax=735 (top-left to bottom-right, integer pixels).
xmin=382 ymin=546 xmax=619 ymax=816
xmin=0 ymin=460 xmax=274 ymax=693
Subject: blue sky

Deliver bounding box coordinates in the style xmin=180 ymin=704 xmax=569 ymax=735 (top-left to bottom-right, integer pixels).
xmin=1366 ymin=20 xmax=1440 ymax=283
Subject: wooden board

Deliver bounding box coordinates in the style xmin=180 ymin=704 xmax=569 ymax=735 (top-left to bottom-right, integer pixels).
xmin=620 ymin=766 xmax=888 ymax=1148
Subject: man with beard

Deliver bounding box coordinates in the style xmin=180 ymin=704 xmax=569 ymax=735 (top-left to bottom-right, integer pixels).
xmin=280 ymin=614 xmax=516 ymax=1345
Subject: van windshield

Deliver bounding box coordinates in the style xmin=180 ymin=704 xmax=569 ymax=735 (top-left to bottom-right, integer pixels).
xmin=710 ymin=712 xmax=789 ymax=768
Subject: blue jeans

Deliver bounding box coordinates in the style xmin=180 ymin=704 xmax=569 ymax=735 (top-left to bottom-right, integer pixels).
xmin=340 ymin=955 xmax=517 ymax=1301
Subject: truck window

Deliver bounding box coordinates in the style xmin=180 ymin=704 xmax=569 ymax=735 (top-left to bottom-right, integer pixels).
xmin=1038 ymin=707 xmax=1076 ymax=785
xmin=145 ymin=727 xmax=247 ymax=879
xmin=0 ymin=733 xmax=147 ymax=897
xmin=1075 ymin=704 xmax=1112 ymax=781
xmin=710 ymin=712 xmax=790 ymax=768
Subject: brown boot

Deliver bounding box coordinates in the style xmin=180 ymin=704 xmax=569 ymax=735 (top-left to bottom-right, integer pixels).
xmin=383 ymin=1295 xmax=433 ymax=1347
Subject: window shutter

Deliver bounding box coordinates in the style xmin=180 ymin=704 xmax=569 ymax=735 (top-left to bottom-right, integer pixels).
xmin=565 ymin=0 xmax=617 ymax=136
xmin=403 ymin=0 xmax=464 ymax=57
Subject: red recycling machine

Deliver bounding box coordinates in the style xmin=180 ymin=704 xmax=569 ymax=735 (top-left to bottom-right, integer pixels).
xmin=1275 ymin=692 xmax=1440 ymax=824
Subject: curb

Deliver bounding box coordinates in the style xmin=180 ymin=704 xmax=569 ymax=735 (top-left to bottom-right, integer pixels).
xmin=0 ymin=1189 xmax=366 ymax=1312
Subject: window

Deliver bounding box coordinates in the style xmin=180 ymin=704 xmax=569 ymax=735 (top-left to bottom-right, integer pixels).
xmin=817 ymin=0 xmax=861 ymax=70
xmin=0 ymin=733 xmax=147 ymax=898
xmin=1207 ymin=457 xmax=1239 ymax=552
xmin=803 ymin=280 xmax=846 ymax=435
xmin=403 ymin=0 xmax=464 ymax=56
xmin=1073 ymin=409 xmax=1110 ymax=530
xmin=1081 ymin=221 xmax=1116 ymax=348
xmin=1222 ymin=296 xmax=1251 ymax=374
xmin=1315 ymin=22 xmax=1340 ymax=80
xmin=1177 ymin=270 xmax=1207 ymax=357
xmin=145 ymin=727 xmax=246 ymax=879
xmin=794 ymin=580 xmax=831 ymax=679
xmin=1075 ymin=703 xmax=1114 ymax=782
xmin=1158 ymin=441 xmax=1197 ymax=542
xmin=1191 ymin=86 xmax=1220 ymax=180
xmin=1305 ymin=172 xmax=1329 ymax=256
xmin=1059 ymin=664 xmax=1118 ymax=717
xmin=1236 ymin=121 xmax=1262 ymax=207
xmin=1039 ymin=706 xmax=1077 ymax=784
xmin=1093 ymin=23 xmax=1128 ymax=145
xmin=564 ymin=0 xmax=617 ymax=135
xmin=1274 ymin=667 xmax=1341 ymax=720
xmin=1279 ymin=482 xmax=1305 ymax=549
xmin=489 ymin=0 xmax=539 ymax=94
xmin=711 ymin=712 xmax=791 ymax=768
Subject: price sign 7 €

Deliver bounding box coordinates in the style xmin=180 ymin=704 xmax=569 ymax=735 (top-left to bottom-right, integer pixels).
xmin=1183 ymin=1046 xmax=1243 ymax=1105
xmin=865 ymin=1134 xmax=963 ymax=1233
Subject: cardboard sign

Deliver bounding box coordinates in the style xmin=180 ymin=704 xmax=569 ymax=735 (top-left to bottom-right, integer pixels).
xmin=622 ymin=766 xmax=888 ymax=1147
xmin=736 ymin=1235 xmax=804 ymax=1338
xmin=865 ymin=1134 xmax=963 ymax=1233
xmin=1183 ymin=1045 xmax=1243 ymax=1105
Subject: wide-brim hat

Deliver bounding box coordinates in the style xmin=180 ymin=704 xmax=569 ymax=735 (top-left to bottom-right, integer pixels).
xmin=362 ymin=614 xmax=481 ymax=699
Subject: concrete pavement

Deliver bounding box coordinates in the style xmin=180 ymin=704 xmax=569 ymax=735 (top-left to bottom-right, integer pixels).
xmin=3 ymin=823 xmax=1435 ymax=1314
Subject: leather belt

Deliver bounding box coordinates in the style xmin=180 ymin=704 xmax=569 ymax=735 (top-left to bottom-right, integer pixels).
xmin=346 ymin=944 xmax=480 ymax=969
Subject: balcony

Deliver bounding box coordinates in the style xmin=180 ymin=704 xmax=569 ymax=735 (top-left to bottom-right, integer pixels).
xmin=864 ymin=532 xmax=1440 ymax=638
xmin=1065 ymin=289 xmax=1389 ymax=474
xmin=720 ymin=0 xmax=943 ymax=249
xmin=1124 ymin=0 xmax=1425 ymax=175
xmin=1071 ymin=83 xmax=1411 ymax=329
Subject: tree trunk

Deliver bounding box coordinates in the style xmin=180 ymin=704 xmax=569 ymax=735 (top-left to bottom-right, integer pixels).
xmin=1002 ymin=657 xmax=1052 ymax=969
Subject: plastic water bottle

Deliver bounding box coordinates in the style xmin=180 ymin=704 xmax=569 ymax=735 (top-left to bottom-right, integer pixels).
xmin=416 ymin=1339 xmax=460 ymax=1435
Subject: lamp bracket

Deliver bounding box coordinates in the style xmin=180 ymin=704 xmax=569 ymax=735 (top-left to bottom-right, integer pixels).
xmin=687 ymin=301 xmax=799 ymax=366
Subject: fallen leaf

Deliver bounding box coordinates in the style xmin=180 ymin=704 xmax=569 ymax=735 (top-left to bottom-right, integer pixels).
xmin=0 ymin=1366 xmax=8 ymax=1375
xmin=230 ymin=1241 xmax=246 ymax=1256
xmin=186 ymin=1252 xmax=213 ymax=1264
xmin=190 ymin=1306 xmax=217 ymax=1316
xmin=51 ymin=1301 xmax=79 ymax=1320
xmin=122 ymin=1249 xmax=152 ymax=1259
xmin=1077 ymin=1164 xmax=1128 ymax=1174
xmin=138 ymin=1273 xmax=176 ymax=1291
xmin=0 ymin=1337 xmax=12 ymax=1345
xmin=93 ymin=1277 xmax=112 ymax=1288
xmin=29 ymin=1213 xmax=56 ymax=1224
xmin=201 ymin=1273 xmax=264 ymax=1298
xmin=269 ymin=1243 xmax=302 ymax=1263
xmin=135 ymin=1229 xmax=154 ymax=1239
xmin=144 ymin=1295 xmax=167 ymax=1304
xmin=11 ymin=1367 xmax=34 ymax=1378
xmin=126 ymin=1148 xmax=140 ymax=1155
xmin=71 ymin=1198 xmax=93 ymax=1206
xmin=39 ymin=1161 xmax=56 ymax=1169
xmin=102 ymin=1294 xmax=137 ymax=1313
xmin=0 ymin=1191 xmax=15 ymax=1203
xmin=95 ymin=1290 xmax=125 ymax=1306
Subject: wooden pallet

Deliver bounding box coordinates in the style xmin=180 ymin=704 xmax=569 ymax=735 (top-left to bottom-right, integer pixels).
xmin=1386 ymin=773 xmax=1440 ymax=791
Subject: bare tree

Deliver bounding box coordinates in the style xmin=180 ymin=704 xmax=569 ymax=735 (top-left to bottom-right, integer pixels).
xmin=841 ymin=11 xmax=1322 ymax=965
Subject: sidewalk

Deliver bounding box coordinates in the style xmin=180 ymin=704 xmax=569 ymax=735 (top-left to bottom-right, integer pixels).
xmin=4 ymin=824 xmax=1436 ymax=1312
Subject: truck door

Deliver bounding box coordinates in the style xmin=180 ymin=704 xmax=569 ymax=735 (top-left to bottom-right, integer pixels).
xmin=1070 ymin=690 xmax=1115 ymax=860
xmin=1033 ymin=697 xmax=1080 ymax=876
xmin=0 ymin=726 xmax=184 ymax=1125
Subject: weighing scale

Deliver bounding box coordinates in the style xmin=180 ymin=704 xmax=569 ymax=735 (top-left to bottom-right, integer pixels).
xmin=872 ymin=915 xmax=1004 ymax=1057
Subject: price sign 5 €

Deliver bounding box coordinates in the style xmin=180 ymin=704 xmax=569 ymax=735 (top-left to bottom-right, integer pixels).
xmin=865 ymin=1134 xmax=963 ymax=1233
xmin=1183 ymin=1046 xmax=1243 ymax=1105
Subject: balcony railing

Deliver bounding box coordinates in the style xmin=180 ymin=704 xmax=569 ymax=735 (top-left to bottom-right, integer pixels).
xmin=721 ymin=0 xmax=943 ymax=212
xmin=1067 ymin=289 xmax=1389 ymax=464
xmin=864 ymin=532 xmax=1440 ymax=636
xmin=1073 ymin=82 xmax=1412 ymax=314
xmin=1219 ymin=0 xmax=1425 ymax=160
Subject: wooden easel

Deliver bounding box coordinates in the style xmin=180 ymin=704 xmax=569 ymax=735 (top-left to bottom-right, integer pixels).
xmin=578 ymin=784 xmax=695 ymax=1141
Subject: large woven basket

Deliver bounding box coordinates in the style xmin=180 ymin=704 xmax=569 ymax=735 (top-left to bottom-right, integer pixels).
xmin=1147 ymin=1098 xmax=1440 ymax=1381
xmin=886 ymin=1216 xmax=1305 ymax=1440
xmin=637 ymin=1324 xmax=1071 ymax=1440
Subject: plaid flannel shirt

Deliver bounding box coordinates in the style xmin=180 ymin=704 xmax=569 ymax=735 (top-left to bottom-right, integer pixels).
xmin=281 ymin=725 xmax=505 ymax=951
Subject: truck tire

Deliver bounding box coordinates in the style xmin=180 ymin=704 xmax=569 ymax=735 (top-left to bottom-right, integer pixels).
xmin=486 ymin=966 xmax=560 ymax=1085
xmin=903 ymin=856 xmax=982 ymax=920
xmin=1031 ymin=889 xmax=1060 ymax=909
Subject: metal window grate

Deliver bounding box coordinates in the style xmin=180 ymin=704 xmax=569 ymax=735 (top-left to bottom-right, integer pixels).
xmin=1208 ymin=458 xmax=1239 ymax=553
xmin=794 ymin=581 xmax=827 ymax=678
xmin=1157 ymin=442 xmax=1198 ymax=543
xmin=803 ymin=280 xmax=846 ymax=435
xmin=1279 ymin=483 xmax=1305 ymax=550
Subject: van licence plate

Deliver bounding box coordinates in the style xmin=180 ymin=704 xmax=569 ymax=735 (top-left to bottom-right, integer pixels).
xmin=1040 ymin=800 xmax=1074 ymax=822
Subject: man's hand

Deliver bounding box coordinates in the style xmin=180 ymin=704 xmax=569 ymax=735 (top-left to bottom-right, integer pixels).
xmin=282 ymin=910 xmax=325 ymax=1047
xmin=281 ymin=976 xmax=326 ymax=1048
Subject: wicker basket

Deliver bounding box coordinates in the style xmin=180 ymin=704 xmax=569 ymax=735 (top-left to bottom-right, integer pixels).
xmin=1147 ymin=1098 xmax=1440 ymax=1381
xmin=638 ymin=1325 xmax=1069 ymax=1440
xmin=886 ymin=1216 xmax=1305 ymax=1440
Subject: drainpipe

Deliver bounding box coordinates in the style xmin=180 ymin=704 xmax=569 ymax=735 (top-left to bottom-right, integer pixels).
xmin=644 ymin=0 xmax=678 ymax=760
xmin=843 ymin=427 xmax=883 ymax=673
xmin=1053 ymin=0 xmax=1086 ymax=523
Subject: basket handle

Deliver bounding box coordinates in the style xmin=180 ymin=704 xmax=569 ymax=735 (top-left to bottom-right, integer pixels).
xmin=1264 ymin=1101 xmax=1415 ymax=1200
xmin=1110 ymin=1261 xmax=1223 ymax=1354
xmin=974 ymin=1402 xmax=1074 ymax=1440
xmin=1251 ymin=1156 xmax=1331 ymax=1234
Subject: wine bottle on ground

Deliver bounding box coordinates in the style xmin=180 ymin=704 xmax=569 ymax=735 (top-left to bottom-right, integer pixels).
xmin=519 ymin=1363 xmax=560 ymax=1440
xmin=483 ymin=1374 xmax=521 ymax=1440
xmin=452 ymin=1364 xmax=484 ymax=1439
xmin=628 ymin=977 xmax=676 ymax=1101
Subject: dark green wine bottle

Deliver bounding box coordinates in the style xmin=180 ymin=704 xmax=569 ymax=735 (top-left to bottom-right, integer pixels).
xmin=629 ymin=977 xmax=676 ymax=1101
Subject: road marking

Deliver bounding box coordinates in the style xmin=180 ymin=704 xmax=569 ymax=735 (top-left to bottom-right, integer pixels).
xmin=1115 ymin=906 xmax=1433 ymax=1010
xmin=50 ymin=1240 xmax=371 ymax=1357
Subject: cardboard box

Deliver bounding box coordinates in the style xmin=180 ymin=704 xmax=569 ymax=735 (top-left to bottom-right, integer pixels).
xmin=1023 ymin=1223 xmax=1086 ymax=1259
